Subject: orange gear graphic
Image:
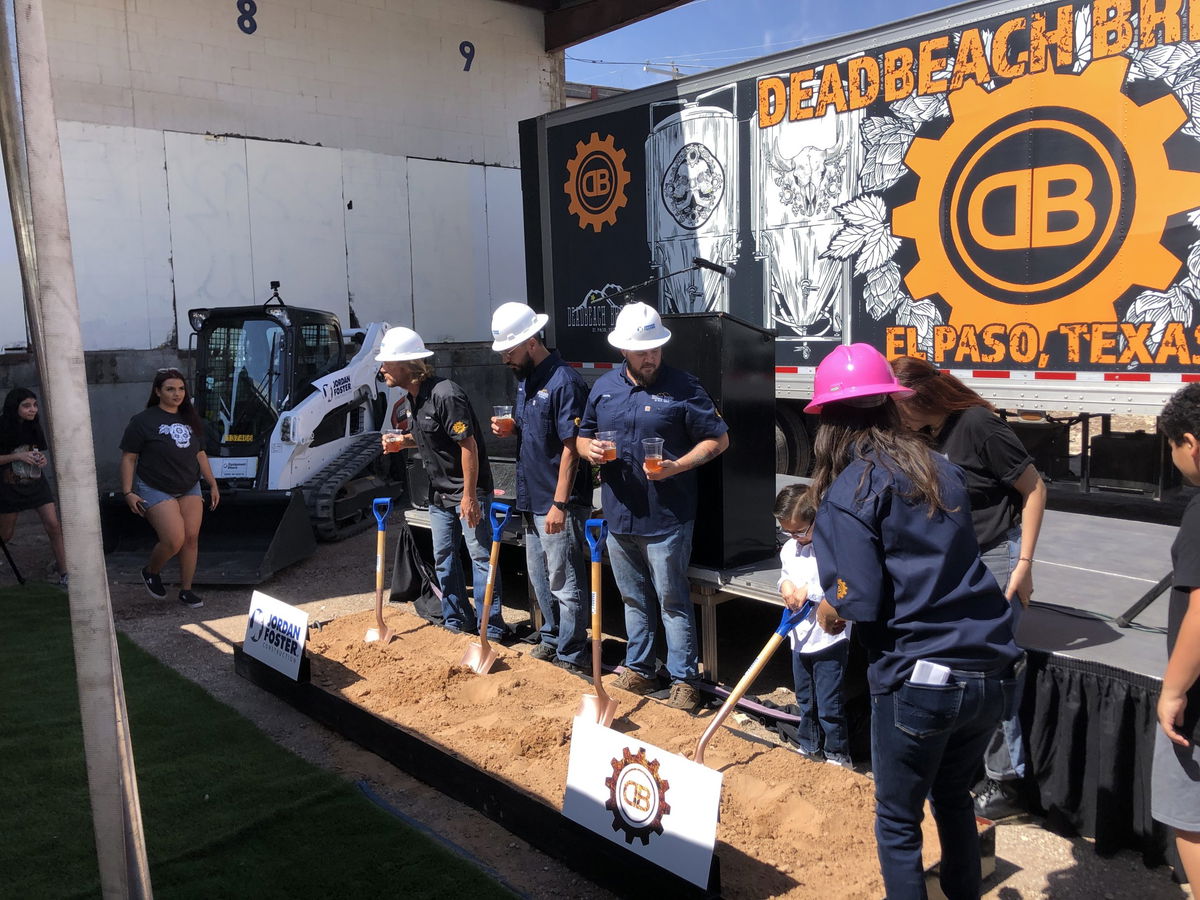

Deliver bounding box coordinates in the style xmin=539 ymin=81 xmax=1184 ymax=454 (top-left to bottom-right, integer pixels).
xmin=565 ymin=132 xmax=631 ymax=232
xmin=892 ymin=57 xmax=1200 ymax=337
xmin=604 ymin=746 xmax=671 ymax=845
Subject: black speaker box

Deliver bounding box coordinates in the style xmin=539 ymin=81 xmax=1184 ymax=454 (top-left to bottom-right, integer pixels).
xmin=661 ymin=312 xmax=776 ymax=569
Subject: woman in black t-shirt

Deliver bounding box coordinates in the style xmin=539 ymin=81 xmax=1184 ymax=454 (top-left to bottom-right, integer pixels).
xmin=119 ymin=369 xmax=219 ymax=608
xmin=892 ymin=356 xmax=1046 ymax=820
xmin=0 ymin=388 xmax=67 ymax=583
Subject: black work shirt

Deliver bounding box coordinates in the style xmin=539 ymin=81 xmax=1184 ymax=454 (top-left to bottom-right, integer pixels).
xmin=1169 ymin=493 xmax=1200 ymax=743
xmin=514 ymin=351 xmax=590 ymax=514
xmin=409 ymin=377 xmax=491 ymax=508
xmin=935 ymin=405 xmax=1033 ymax=549
xmin=119 ymin=407 xmax=202 ymax=495
xmin=814 ymin=450 xmax=1020 ymax=694
xmin=579 ymin=363 xmax=728 ymax=536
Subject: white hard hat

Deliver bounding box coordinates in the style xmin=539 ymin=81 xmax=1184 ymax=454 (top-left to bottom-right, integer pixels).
xmin=491 ymin=302 xmax=549 ymax=352
xmin=375 ymin=326 xmax=433 ymax=362
xmin=607 ymin=302 xmax=671 ymax=350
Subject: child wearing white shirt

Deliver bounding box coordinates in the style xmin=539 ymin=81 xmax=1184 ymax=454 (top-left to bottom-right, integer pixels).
xmin=775 ymin=484 xmax=852 ymax=768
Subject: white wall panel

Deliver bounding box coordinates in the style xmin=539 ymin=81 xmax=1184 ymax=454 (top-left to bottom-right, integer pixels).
xmin=0 ymin=163 xmax=25 ymax=352
xmin=484 ymin=165 xmax=527 ymax=306
xmin=164 ymin=131 xmax=254 ymax=342
xmin=60 ymin=122 xmax=173 ymax=349
xmin=408 ymin=158 xmax=491 ymax=344
xmin=343 ymin=149 xmax=412 ymax=330
xmin=245 ymin=141 xmax=349 ymax=325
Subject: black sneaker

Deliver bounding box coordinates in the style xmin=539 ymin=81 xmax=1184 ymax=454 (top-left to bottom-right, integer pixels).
xmin=141 ymin=567 xmax=166 ymax=599
xmin=529 ymin=641 xmax=558 ymax=662
xmin=178 ymin=590 xmax=204 ymax=609
xmin=553 ymin=657 xmax=591 ymax=681
xmin=974 ymin=778 xmax=1023 ymax=820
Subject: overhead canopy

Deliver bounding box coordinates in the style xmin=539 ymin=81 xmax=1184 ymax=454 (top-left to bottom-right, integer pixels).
xmin=502 ymin=0 xmax=692 ymax=52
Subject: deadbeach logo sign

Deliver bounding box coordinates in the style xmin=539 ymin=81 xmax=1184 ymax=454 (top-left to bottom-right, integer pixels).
xmin=244 ymin=590 xmax=308 ymax=680
xmin=563 ymin=716 xmax=721 ymax=888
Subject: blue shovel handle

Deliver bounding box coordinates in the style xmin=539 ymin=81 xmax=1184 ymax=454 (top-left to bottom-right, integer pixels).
xmin=372 ymin=497 xmax=391 ymax=531
xmin=776 ymin=599 xmax=816 ymax=636
xmin=585 ymin=518 xmax=608 ymax=563
xmin=489 ymin=501 xmax=512 ymax=543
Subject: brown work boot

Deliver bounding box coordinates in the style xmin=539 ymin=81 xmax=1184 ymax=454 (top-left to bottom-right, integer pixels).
xmin=666 ymin=681 xmax=703 ymax=712
xmin=613 ymin=669 xmax=659 ymax=695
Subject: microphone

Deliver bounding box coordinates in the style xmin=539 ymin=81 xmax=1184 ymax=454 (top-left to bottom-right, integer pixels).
xmin=692 ymin=257 xmax=736 ymax=279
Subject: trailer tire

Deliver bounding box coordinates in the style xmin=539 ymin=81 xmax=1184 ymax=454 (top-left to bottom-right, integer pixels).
xmin=776 ymin=404 xmax=812 ymax=476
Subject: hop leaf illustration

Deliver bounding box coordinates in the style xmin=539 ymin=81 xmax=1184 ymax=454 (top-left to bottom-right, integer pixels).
xmin=1124 ymin=284 xmax=1194 ymax=355
xmin=822 ymin=194 xmax=899 ymax=274
xmin=864 ymin=262 xmax=903 ymax=319
xmin=859 ymin=116 xmax=916 ymax=192
xmin=895 ymin=297 xmax=942 ymax=360
xmin=891 ymin=93 xmax=949 ymax=125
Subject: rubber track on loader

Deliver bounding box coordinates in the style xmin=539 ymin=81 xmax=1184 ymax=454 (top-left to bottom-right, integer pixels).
xmin=301 ymin=434 xmax=384 ymax=542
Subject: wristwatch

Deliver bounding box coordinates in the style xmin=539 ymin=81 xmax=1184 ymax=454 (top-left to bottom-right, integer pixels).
xmin=551 ymin=500 xmax=568 ymax=511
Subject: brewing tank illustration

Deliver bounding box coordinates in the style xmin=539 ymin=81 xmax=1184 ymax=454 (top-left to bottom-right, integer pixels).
xmin=645 ymin=89 xmax=739 ymax=314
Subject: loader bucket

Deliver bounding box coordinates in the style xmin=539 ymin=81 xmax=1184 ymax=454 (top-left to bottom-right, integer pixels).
xmin=100 ymin=489 xmax=316 ymax=585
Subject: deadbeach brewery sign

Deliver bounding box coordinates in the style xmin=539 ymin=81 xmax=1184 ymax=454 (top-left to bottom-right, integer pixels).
xmin=563 ymin=717 xmax=721 ymax=888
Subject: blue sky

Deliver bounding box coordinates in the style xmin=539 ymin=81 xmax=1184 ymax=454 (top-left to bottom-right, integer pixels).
xmin=565 ymin=0 xmax=949 ymax=89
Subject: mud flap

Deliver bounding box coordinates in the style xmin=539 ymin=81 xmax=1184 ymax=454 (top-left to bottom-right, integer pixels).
xmin=100 ymin=489 xmax=316 ymax=585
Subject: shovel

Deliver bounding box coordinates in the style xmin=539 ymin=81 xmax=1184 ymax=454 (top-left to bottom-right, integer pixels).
xmin=577 ymin=518 xmax=618 ymax=727
xmin=693 ymin=600 xmax=814 ymax=766
xmin=460 ymin=501 xmax=512 ymax=674
xmin=365 ymin=498 xmax=395 ymax=644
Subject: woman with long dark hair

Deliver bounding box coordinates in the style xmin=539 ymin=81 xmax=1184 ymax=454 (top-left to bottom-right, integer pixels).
xmin=119 ymin=369 xmax=219 ymax=608
xmin=806 ymin=344 xmax=1020 ymax=900
xmin=0 ymin=387 xmax=67 ymax=583
xmin=891 ymin=355 xmax=1046 ymax=819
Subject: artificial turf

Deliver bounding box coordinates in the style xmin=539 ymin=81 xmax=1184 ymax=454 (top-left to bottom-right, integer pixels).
xmin=0 ymin=583 xmax=512 ymax=899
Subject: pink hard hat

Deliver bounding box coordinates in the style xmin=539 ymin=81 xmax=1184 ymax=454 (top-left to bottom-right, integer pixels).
xmin=804 ymin=344 xmax=913 ymax=414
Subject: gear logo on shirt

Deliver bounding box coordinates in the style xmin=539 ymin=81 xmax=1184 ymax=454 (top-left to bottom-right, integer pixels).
xmin=159 ymin=423 xmax=192 ymax=449
xmin=836 ymin=578 xmax=848 ymax=601
xmin=450 ymin=421 xmax=467 ymax=436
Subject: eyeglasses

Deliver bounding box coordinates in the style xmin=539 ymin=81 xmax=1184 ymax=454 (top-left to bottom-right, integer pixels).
xmin=781 ymin=524 xmax=812 ymax=539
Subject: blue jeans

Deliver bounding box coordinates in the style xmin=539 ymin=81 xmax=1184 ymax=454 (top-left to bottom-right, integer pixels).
xmin=523 ymin=507 xmax=588 ymax=666
xmin=792 ymin=641 xmax=850 ymax=757
xmin=979 ymin=528 xmax=1027 ymax=781
xmin=872 ymin=668 xmax=1015 ymax=900
xmin=427 ymin=498 xmax=508 ymax=640
xmin=606 ymin=523 xmax=698 ymax=684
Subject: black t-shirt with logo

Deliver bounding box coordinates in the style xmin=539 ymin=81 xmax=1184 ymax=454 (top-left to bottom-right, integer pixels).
xmin=934 ymin=405 xmax=1033 ymax=550
xmin=410 ymin=377 xmax=492 ymax=508
xmin=1169 ymin=493 xmax=1200 ymax=743
xmin=120 ymin=407 xmax=202 ymax=495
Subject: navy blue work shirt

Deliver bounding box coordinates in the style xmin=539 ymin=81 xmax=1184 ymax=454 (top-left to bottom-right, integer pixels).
xmin=579 ymin=362 xmax=728 ymax=536
xmin=813 ymin=450 xmax=1020 ymax=694
xmin=409 ymin=376 xmax=492 ymax=509
xmin=514 ymin=350 xmax=591 ymax=514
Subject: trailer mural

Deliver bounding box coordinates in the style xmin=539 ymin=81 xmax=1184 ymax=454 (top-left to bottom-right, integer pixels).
xmin=542 ymin=0 xmax=1200 ymax=373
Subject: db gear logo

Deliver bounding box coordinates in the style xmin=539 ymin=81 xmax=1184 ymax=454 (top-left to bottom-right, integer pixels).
xmin=605 ymin=746 xmax=671 ymax=845
xmin=893 ymin=57 xmax=1200 ymax=335
xmin=565 ymin=132 xmax=631 ymax=232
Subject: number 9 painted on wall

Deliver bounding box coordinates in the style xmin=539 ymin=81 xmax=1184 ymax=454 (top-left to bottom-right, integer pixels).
xmin=459 ymin=40 xmax=475 ymax=72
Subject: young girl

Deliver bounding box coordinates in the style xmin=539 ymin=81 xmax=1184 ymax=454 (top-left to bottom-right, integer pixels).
xmin=806 ymin=344 xmax=1020 ymax=900
xmin=0 ymin=388 xmax=67 ymax=585
xmin=774 ymin=483 xmax=852 ymax=767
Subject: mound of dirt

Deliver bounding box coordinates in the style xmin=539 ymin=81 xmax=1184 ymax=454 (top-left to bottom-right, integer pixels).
xmin=308 ymin=607 xmax=943 ymax=898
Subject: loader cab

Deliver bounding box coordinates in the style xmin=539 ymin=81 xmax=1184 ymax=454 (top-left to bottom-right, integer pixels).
xmin=189 ymin=303 xmax=345 ymax=475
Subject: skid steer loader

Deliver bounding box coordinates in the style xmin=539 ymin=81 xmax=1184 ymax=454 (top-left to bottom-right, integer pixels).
xmin=101 ymin=286 xmax=406 ymax=584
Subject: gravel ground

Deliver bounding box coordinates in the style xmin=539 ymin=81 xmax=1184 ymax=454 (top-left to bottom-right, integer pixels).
xmin=3 ymin=521 xmax=1194 ymax=898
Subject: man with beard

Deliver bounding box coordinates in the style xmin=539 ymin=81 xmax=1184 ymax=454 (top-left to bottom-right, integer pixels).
xmin=489 ymin=302 xmax=591 ymax=676
xmin=577 ymin=302 xmax=730 ymax=712
xmin=376 ymin=326 xmax=510 ymax=640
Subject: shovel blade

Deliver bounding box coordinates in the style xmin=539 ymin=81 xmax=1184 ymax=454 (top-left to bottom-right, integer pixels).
xmin=460 ymin=641 xmax=497 ymax=675
xmin=577 ymin=692 xmax=618 ymax=728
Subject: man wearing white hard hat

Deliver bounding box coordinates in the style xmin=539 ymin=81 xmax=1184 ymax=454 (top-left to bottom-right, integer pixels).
xmin=376 ymin=326 xmax=510 ymax=640
xmin=489 ymin=302 xmax=591 ymax=677
xmin=577 ymin=302 xmax=730 ymax=713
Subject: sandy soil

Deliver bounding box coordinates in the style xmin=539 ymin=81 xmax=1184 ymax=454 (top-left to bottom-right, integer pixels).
xmin=1 ymin=519 xmax=1191 ymax=898
xmin=308 ymin=607 xmax=928 ymax=899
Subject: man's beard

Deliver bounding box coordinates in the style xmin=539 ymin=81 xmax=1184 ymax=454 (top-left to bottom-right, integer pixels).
xmin=508 ymin=359 xmax=535 ymax=380
xmin=628 ymin=363 xmax=659 ymax=387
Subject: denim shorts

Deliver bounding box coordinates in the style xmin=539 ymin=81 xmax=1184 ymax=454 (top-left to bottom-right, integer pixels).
xmin=135 ymin=476 xmax=201 ymax=510
xmin=1152 ymin=726 xmax=1200 ymax=831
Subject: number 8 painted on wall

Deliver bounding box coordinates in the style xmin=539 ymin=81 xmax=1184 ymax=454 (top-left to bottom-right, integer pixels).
xmin=237 ymin=0 xmax=257 ymax=34
xmin=460 ymin=40 xmax=475 ymax=72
